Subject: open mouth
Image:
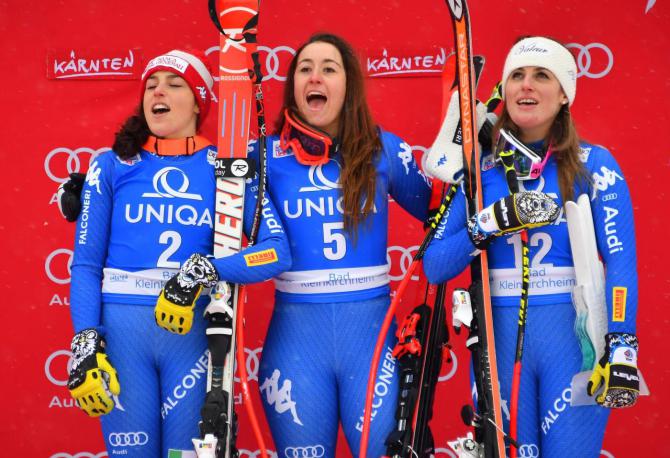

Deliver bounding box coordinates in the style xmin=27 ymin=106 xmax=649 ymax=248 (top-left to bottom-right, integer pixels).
xmin=306 ymin=91 xmax=327 ymax=109
xmin=517 ymin=98 xmax=538 ymax=106
xmin=152 ymin=103 xmax=170 ymax=114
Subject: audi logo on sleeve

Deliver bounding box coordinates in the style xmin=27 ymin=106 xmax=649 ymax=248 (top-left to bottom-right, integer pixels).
xmin=284 ymin=445 xmax=325 ymax=458
xmin=108 ymin=431 xmax=149 ymax=447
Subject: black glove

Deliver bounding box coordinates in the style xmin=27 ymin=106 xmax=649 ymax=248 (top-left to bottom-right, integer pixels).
xmin=57 ymin=173 xmax=86 ymax=222
xmin=155 ymin=253 xmax=219 ymax=334
xmin=467 ymin=191 xmax=560 ymax=249
xmin=587 ymin=332 xmax=640 ymax=408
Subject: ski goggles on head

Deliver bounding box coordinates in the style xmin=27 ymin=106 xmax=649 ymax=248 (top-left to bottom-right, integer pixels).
xmin=280 ymin=108 xmax=334 ymax=166
xmin=495 ymin=128 xmax=552 ymax=181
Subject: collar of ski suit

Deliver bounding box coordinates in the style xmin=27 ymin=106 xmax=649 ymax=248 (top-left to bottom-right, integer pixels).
xmin=142 ymin=135 xmax=213 ymax=156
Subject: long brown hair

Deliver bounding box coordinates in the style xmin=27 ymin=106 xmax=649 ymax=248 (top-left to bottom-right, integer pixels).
xmin=494 ymin=38 xmax=590 ymax=202
xmin=276 ymin=33 xmax=381 ymax=233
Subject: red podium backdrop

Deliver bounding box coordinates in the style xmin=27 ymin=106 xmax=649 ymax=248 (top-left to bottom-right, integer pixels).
xmin=2 ymin=0 xmax=668 ymax=456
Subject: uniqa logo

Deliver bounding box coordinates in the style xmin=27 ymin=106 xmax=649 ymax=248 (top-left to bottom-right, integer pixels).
xmin=141 ymin=167 xmax=203 ymax=200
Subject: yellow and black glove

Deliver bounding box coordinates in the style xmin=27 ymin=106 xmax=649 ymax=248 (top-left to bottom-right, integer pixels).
xmin=155 ymin=253 xmax=219 ymax=334
xmin=587 ymin=332 xmax=639 ymax=408
xmin=67 ymin=328 xmax=120 ymax=417
xmin=467 ymin=191 xmax=560 ymax=249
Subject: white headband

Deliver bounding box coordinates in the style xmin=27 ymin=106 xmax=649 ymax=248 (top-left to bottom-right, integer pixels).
xmin=501 ymin=37 xmax=577 ymax=106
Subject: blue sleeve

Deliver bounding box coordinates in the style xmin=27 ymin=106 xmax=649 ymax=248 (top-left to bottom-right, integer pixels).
xmin=70 ymin=153 xmax=114 ymax=333
xmin=422 ymin=183 xmax=477 ymax=284
xmin=588 ymin=146 xmax=638 ymax=333
xmin=209 ymin=141 xmax=291 ymax=283
xmin=382 ymin=131 xmax=431 ymax=222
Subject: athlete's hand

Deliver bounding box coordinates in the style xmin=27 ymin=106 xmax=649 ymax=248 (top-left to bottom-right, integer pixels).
xmin=68 ymin=328 xmax=120 ymax=417
xmin=155 ymin=253 xmax=219 ymax=334
xmin=587 ymin=332 xmax=640 ymax=408
xmin=57 ymin=173 xmax=86 ymax=222
xmin=467 ymin=191 xmax=560 ymax=249
xmin=424 ymin=90 xmax=498 ymax=184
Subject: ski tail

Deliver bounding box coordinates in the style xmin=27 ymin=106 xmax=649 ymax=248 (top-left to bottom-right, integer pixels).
xmin=445 ymin=1 xmax=507 ymax=457
xmin=203 ymin=1 xmax=268 ymax=457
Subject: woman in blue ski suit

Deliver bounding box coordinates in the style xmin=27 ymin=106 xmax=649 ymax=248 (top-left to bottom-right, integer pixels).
xmin=423 ymin=36 xmax=640 ymax=457
xmin=246 ymin=33 xmax=431 ymax=457
xmin=66 ymin=49 xmax=290 ymax=457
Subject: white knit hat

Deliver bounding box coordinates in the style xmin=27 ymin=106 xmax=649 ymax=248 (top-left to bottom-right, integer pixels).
xmin=501 ymin=37 xmax=578 ymax=106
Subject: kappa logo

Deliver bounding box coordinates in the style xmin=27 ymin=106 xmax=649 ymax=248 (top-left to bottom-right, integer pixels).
xmin=298 ymin=161 xmax=341 ymax=192
xmin=397 ymin=141 xmax=413 ymax=175
xmin=592 ymin=166 xmax=623 ymax=197
xmin=86 ymin=160 xmax=102 ymax=195
xmin=108 ymin=431 xmax=149 ymax=447
xmin=142 ymin=167 xmax=203 ymax=200
xmin=259 ymin=369 xmax=303 ymax=426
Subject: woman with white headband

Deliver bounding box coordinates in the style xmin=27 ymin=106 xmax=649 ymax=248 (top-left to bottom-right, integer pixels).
xmin=65 ymin=49 xmax=290 ymax=456
xmin=423 ymin=36 xmax=640 ymax=456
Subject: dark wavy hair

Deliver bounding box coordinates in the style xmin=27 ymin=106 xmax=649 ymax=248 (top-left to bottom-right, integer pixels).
xmin=275 ymin=33 xmax=381 ymax=233
xmin=112 ymin=105 xmax=152 ymax=160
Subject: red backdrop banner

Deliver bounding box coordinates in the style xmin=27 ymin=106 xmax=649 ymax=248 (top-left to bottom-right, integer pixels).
xmin=1 ymin=0 xmax=668 ymax=456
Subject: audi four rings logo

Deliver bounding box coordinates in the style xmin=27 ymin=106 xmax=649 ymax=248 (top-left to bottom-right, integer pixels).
xmin=240 ymin=450 xmax=278 ymax=458
xmin=387 ymin=245 xmax=420 ymax=282
xmin=50 ymin=453 xmax=108 ymax=458
xmin=108 ymin=432 xmax=149 ymax=447
xmin=45 ymin=349 xmax=72 ymax=386
xmin=234 ymin=346 xmax=263 ymax=383
xmin=566 ymin=43 xmax=614 ymax=79
xmin=518 ymin=444 xmax=540 ymax=458
xmin=45 ymin=248 xmax=73 ymax=285
xmin=284 ymin=445 xmax=325 ymax=458
xmin=207 ymin=44 xmax=295 ymax=82
xmin=44 ymin=147 xmax=107 ymax=183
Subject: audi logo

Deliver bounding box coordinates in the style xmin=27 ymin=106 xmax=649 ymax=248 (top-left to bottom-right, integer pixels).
xmin=387 ymin=245 xmax=420 ymax=282
xmin=518 ymin=444 xmax=539 ymax=458
xmin=45 ymin=349 xmax=72 ymax=386
xmin=50 ymin=453 xmax=108 ymax=458
xmin=207 ymin=44 xmax=296 ymax=82
xmin=234 ymin=346 xmax=262 ymax=382
xmin=45 ymin=248 xmax=73 ymax=285
xmin=438 ymin=348 xmax=458 ymax=383
xmin=566 ymin=43 xmax=614 ymax=79
xmin=108 ymin=431 xmax=149 ymax=447
xmin=44 ymin=147 xmax=106 ymax=183
xmin=284 ymin=445 xmax=325 ymax=458
xmin=240 ymin=450 xmax=278 ymax=458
